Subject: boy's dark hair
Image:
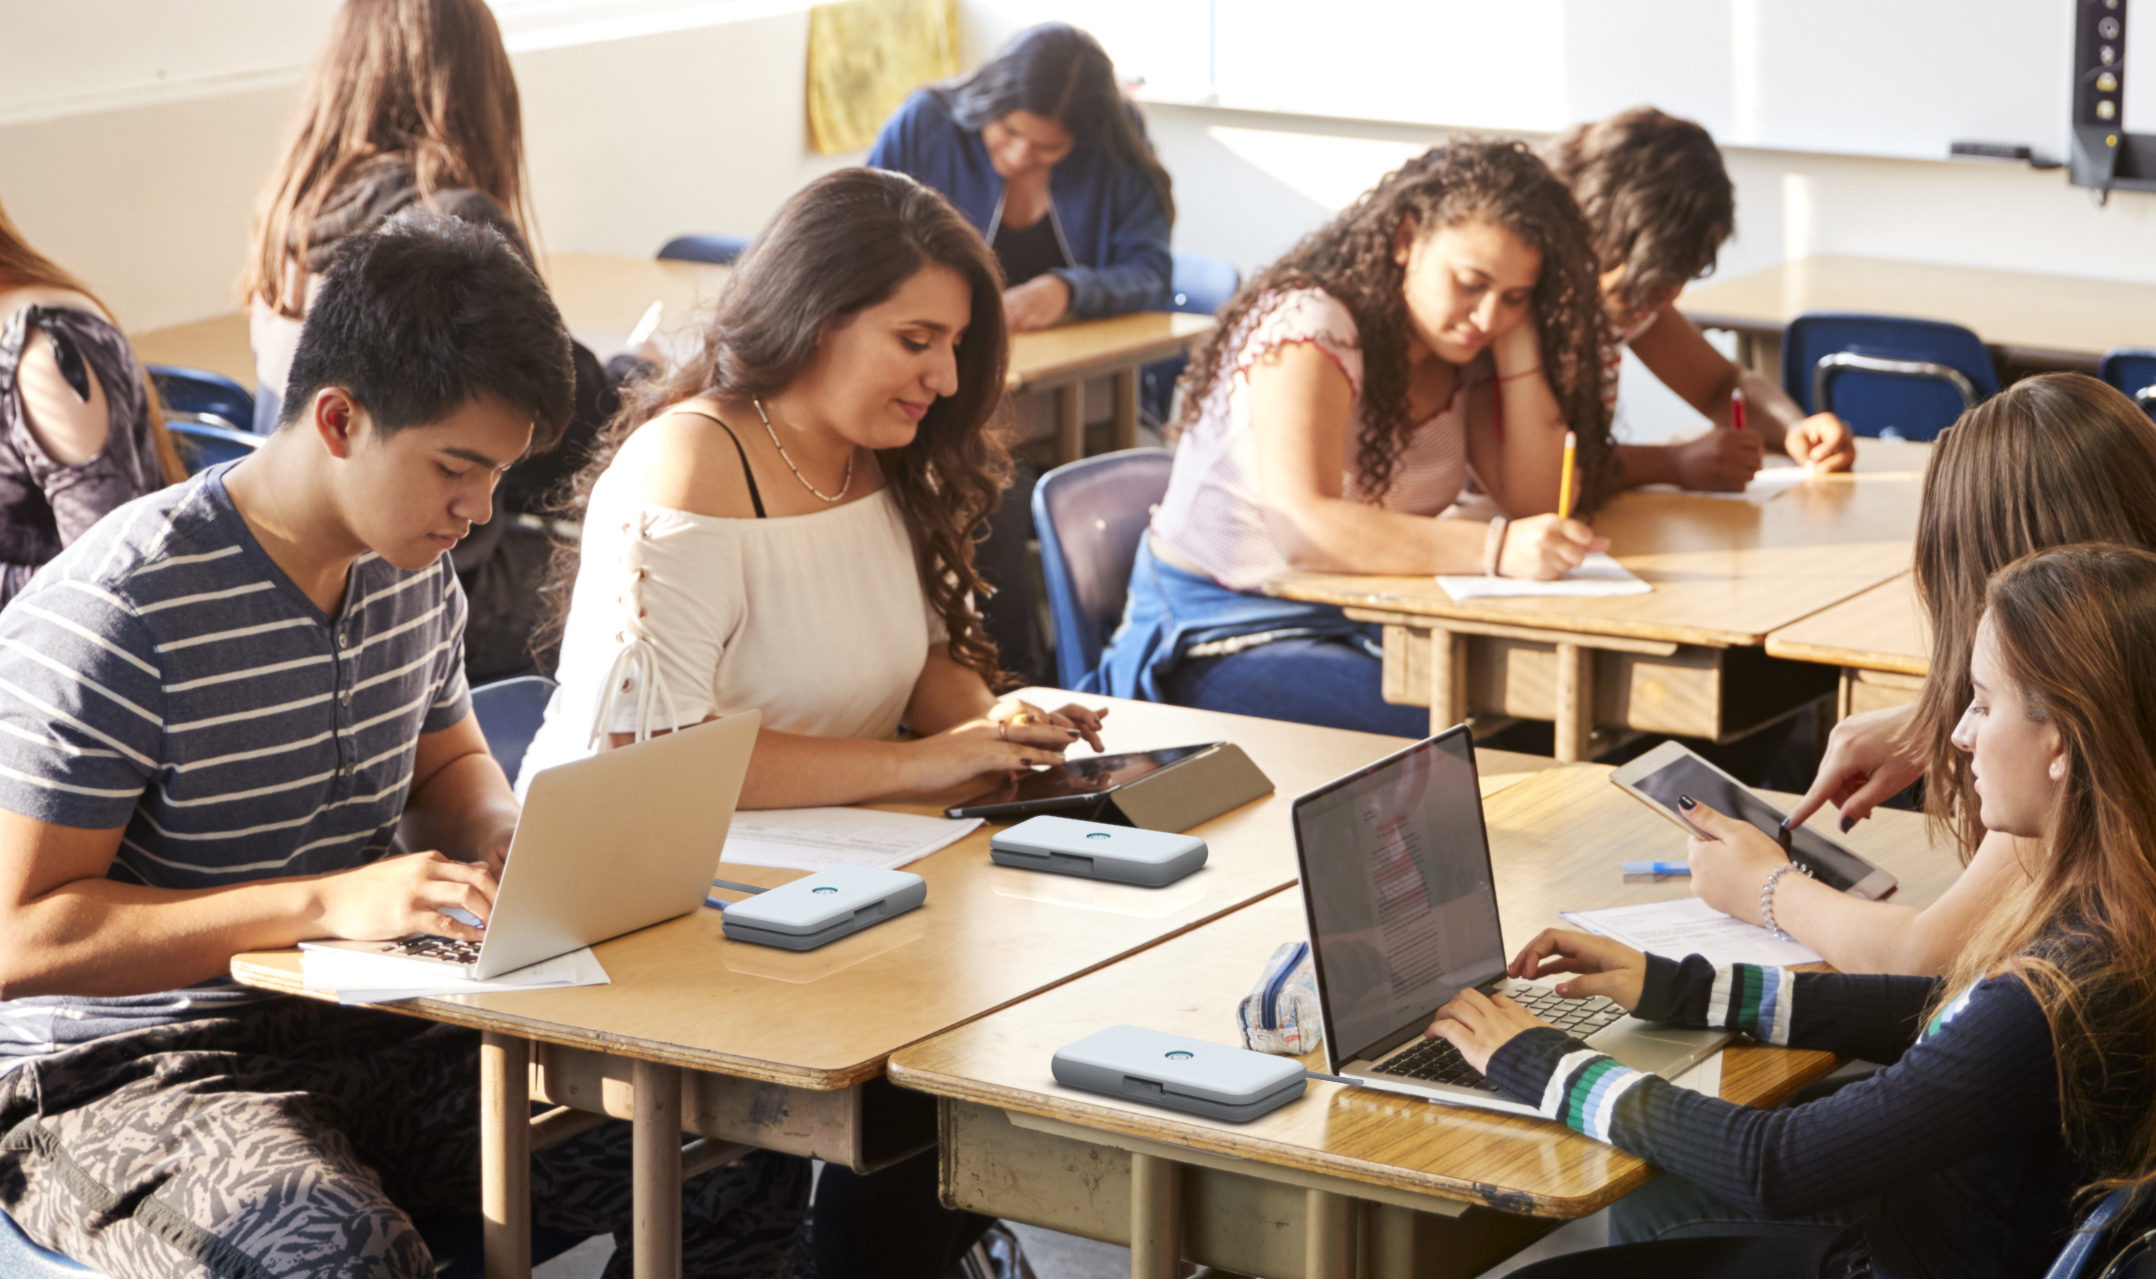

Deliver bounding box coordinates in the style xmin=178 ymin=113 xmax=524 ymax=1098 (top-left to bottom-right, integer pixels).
xmin=280 ymin=207 xmax=573 ymax=449
xmin=1542 ymin=107 xmax=1736 ymax=316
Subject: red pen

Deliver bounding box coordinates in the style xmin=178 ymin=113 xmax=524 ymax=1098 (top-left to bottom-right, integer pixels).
xmin=1730 ymin=388 xmax=1748 ymax=432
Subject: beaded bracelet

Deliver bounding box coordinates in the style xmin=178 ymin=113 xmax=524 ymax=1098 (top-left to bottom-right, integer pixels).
xmin=1495 ymin=365 xmax=1545 ymax=383
xmin=1483 ymin=516 xmax=1511 ymax=577
xmin=1760 ymin=861 xmax=1815 ymax=941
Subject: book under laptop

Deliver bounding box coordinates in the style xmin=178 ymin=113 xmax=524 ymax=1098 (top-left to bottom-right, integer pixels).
xmin=1291 ymin=725 xmax=1729 ymax=1117
xmin=310 ymin=710 xmax=761 ymax=981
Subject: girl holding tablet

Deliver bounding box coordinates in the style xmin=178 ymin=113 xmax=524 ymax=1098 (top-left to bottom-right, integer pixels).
xmin=1088 ymin=140 xmax=1611 ymax=735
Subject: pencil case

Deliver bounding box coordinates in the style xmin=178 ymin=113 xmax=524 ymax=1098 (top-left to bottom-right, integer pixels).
xmin=1237 ymin=940 xmax=1322 ymax=1056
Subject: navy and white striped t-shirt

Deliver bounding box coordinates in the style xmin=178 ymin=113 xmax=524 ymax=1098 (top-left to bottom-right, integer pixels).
xmin=0 ymin=463 xmax=470 ymax=1063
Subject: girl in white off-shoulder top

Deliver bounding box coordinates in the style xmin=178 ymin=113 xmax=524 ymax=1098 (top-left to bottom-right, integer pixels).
xmin=523 ymin=167 xmax=1104 ymax=813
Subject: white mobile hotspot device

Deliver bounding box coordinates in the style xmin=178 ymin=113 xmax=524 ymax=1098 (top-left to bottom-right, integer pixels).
xmin=1052 ymin=1025 xmax=1307 ymax=1122
xmin=989 ymin=816 xmax=1208 ymax=887
xmin=719 ymin=866 xmax=927 ymax=951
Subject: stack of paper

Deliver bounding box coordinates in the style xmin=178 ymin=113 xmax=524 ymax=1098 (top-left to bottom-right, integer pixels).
xmin=1438 ymin=552 xmax=1652 ymax=601
xmin=721 ymin=807 xmax=982 ymax=872
xmin=1559 ymin=895 xmax=1823 ymax=968
xmin=298 ymin=944 xmax=609 ymax=1005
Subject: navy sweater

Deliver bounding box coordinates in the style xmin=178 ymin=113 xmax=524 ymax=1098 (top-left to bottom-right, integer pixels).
xmin=1485 ymin=955 xmax=2089 ymax=1279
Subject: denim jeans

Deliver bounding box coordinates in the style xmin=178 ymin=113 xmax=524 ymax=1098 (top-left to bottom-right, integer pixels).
xmin=1163 ymin=635 xmax=1434 ymax=738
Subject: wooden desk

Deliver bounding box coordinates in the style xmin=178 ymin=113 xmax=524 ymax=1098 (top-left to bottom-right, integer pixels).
xmin=1265 ymin=442 xmax=1931 ymax=761
xmin=232 ymin=696 xmax=1547 ymax=1277
xmin=1677 ymin=254 xmax=2156 ymax=370
xmin=129 ymin=254 xmax=1212 ymax=462
xmin=889 ymin=764 xmax=1958 ymax=1279
xmin=1766 ymin=573 xmax=1931 ymax=720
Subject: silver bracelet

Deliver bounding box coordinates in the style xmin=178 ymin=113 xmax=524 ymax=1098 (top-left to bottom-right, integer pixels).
xmin=1759 ymin=862 xmax=1814 ymax=942
xmin=1483 ymin=516 xmax=1511 ymax=577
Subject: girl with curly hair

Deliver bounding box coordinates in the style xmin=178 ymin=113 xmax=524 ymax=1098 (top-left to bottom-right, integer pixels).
xmin=521 ymin=168 xmax=1104 ymax=812
xmin=1088 ymin=140 xmax=1614 ymax=736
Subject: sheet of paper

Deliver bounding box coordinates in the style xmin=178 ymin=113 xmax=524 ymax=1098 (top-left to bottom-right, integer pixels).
xmin=1438 ymin=552 xmax=1652 ymax=601
xmin=721 ymin=807 xmax=982 ymax=872
xmin=1560 ymin=895 xmax=1823 ymax=968
xmin=297 ymin=945 xmax=610 ymax=1005
xmin=1635 ymin=458 xmax=1812 ymax=503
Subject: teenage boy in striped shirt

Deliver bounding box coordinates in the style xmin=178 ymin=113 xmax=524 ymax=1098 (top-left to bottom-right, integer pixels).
xmin=0 ymin=211 xmax=806 ymax=1279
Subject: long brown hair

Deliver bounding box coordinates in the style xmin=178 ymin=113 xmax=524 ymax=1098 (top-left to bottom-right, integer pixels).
xmin=243 ymin=0 xmax=529 ymax=318
xmin=0 ymin=200 xmax=187 ymax=486
xmin=1174 ymin=140 xmax=1614 ymax=509
xmin=1941 ymin=544 xmax=2156 ymax=1206
xmin=1541 ymin=107 xmax=1735 ymax=317
xmin=1912 ymin=373 xmax=2156 ymax=857
xmin=544 ymin=169 xmax=1014 ymax=686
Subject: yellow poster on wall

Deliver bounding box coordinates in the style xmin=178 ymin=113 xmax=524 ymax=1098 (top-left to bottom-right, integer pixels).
xmin=806 ymin=0 xmax=960 ymax=155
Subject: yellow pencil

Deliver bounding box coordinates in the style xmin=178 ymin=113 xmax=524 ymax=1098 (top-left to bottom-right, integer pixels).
xmin=1557 ymin=430 xmax=1577 ymax=521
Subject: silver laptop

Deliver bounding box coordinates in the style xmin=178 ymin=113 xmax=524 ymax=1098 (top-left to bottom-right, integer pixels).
xmin=314 ymin=710 xmax=761 ymax=980
xmin=1291 ymin=725 xmax=1729 ymax=1117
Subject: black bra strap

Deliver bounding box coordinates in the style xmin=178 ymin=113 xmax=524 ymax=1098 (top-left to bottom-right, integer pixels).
xmin=673 ymin=410 xmax=766 ymax=518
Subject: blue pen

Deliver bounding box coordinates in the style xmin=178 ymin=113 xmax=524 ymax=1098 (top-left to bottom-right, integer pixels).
xmin=1622 ymin=860 xmax=1691 ymax=876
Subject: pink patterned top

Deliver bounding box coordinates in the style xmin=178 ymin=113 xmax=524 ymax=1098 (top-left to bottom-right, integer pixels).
xmin=1150 ymin=287 xmax=1489 ymax=591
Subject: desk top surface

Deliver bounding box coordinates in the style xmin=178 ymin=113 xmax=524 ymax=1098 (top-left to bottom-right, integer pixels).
xmin=1677 ymin=254 xmax=2156 ymax=360
xmin=1765 ymin=573 xmax=1930 ymax=676
xmin=1267 ymin=441 xmax=1931 ymax=647
xmin=889 ymin=763 xmax=1959 ymax=1217
xmin=131 ymin=254 xmax=1210 ymax=395
xmin=233 ymin=696 xmax=1558 ymax=1090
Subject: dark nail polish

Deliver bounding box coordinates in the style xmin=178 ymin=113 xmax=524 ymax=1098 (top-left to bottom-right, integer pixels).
xmin=1676 ymin=794 xmax=1697 ymax=811
xmin=1839 ymin=815 xmax=1855 ymax=834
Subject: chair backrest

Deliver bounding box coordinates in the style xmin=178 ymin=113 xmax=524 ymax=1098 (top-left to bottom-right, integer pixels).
xmin=1032 ymin=448 xmax=1174 ymax=689
xmin=1169 ymin=251 xmax=1241 ymax=316
xmin=2100 ymin=348 xmax=2156 ymax=417
xmin=657 ymin=234 xmax=752 ymax=266
xmin=470 ymin=675 xmax=558 ymax=783
xmin=0 ymin=1206 xmax=99 ymax=1277
xmin=2047 ymin=1187 xmax=2141 ymax=1279
xmin=167 ymin=417 xmax=263 ymax=472
xmin=148 ymin=364 xmax=255 ymax=432
xmin=1781 ymin=312 xmax=1999 ymax=442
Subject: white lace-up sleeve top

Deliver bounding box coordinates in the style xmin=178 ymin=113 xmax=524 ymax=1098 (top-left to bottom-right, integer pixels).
xmin=516 ymin=468 xmax=947 ymax=792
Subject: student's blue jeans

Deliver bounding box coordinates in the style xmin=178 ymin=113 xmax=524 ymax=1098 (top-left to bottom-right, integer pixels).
xmin=1161 ymin=635 xmax=1435 ymax=738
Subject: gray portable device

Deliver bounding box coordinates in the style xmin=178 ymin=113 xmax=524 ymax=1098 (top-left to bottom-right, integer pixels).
xmin=990 ymin=816 xmax=1208 ymax=887
xmin=719 ymin=866 xmax=927 ymax=951
xmin=1052 ymin=1025 xmax=1307 ymax=1123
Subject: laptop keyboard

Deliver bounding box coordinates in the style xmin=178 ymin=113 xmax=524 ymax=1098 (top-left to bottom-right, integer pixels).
xmin=1376 ymin=986 xmax=1626 ymax=1087
xmin=390 ymin=935 xmax=482 ymax=965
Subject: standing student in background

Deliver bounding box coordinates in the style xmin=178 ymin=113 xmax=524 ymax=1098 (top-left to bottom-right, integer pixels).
xmin=243 ymin=0 xmax=619 ymax=681
xmin=1543 ymin=108 xmax=1856 ymax=491
xmin=1088 ymin=141 xmax=1611 ymax=736
xmin=0 ymin=198 xmax=184 ymax=606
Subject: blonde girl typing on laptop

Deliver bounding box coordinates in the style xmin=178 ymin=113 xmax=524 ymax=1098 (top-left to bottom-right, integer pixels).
xmin=1431 ymin=542 xmax=2156 ymax=1279
xmin=521 ymin=168 xmax=1104 ymax=811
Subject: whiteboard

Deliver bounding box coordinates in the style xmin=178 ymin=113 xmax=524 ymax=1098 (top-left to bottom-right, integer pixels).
xmin=1068 ymin=0 xmax=2074 ymax=163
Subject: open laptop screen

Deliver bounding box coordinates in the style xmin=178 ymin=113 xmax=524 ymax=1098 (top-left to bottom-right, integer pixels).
xmin=1293 ymin=730 xmax=1507 ymax=1064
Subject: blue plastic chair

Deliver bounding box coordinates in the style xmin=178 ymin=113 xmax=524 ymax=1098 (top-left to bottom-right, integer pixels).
xmin=2046 ymin=1186 xmax=2143 ymax=1279
xmin=657 ymin=234 xmax=752 ymax=266
xmin=471 ymin=675 xmax=557 ymax=783
xmin=1780 ymin=313 xmax=1998 ymax=442
xmin=2099 ymin=348 xmax=2156 ymax=417
xmin=1032 ymin=448 xmax=1174 ymax=690
xmin=146 ymin=364 xmax=253 ymax=436
xmin=1142 ymin=252 xmax=1241 ymax=424
xmin=166 ymin=417 xmax=262 ymax=473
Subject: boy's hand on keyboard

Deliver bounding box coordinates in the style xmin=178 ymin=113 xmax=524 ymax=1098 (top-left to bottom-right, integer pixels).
xmin=316 ymin=851 xmax=497 ymax=943
xmin=1508 ymin=928 xmax=1647 ymax=1009
xmin=1424 ymin=988 xmax=1549 ymax=1074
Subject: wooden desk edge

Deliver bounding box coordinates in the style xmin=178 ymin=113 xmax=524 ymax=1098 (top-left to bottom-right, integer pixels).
xmin=1762 ymin=635 xmax=1928 ymax=676
xmin=889 ymin=1040 xmax=1840 ymax=1220
xmin=1263 ymin=582 xmax=1763 ymax=649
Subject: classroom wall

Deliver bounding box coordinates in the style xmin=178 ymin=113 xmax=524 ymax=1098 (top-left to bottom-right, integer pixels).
xmin=7 ymin=0 xmax=2156 ymax=336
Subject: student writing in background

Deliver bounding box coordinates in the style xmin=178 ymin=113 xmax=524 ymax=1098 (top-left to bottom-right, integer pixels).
xmin=1543 ymin=108 xmax=1856 ymax=490
xmin=1437 ymin=543 xmax=2156 ymax=1278
xmin=1684 ymin=373 xmax=2156 ymax=976
xmin=1088 ymin=141 xmax=1611 ymax=736
xmin=868 ymin=22 xmax=1173 ymax=331
xmin=0 ymin=197 xmax=184 ymax=605
xmin=243 ymin=0 xmax=623 ymax=681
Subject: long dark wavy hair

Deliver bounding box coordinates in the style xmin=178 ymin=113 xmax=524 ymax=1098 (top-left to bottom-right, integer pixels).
xmin=1911 ymin=373 xmax=2156 ymax=858
xmin=943 ymin=23 xmax=1175 ymax=226
xmin=541 ymin=169 xmax=1014 ymax=686
xmin=1174 ymin=140 xmax=1614 ymax=509
xmin=1542 ymin=107 xmax=1735 ymax=317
